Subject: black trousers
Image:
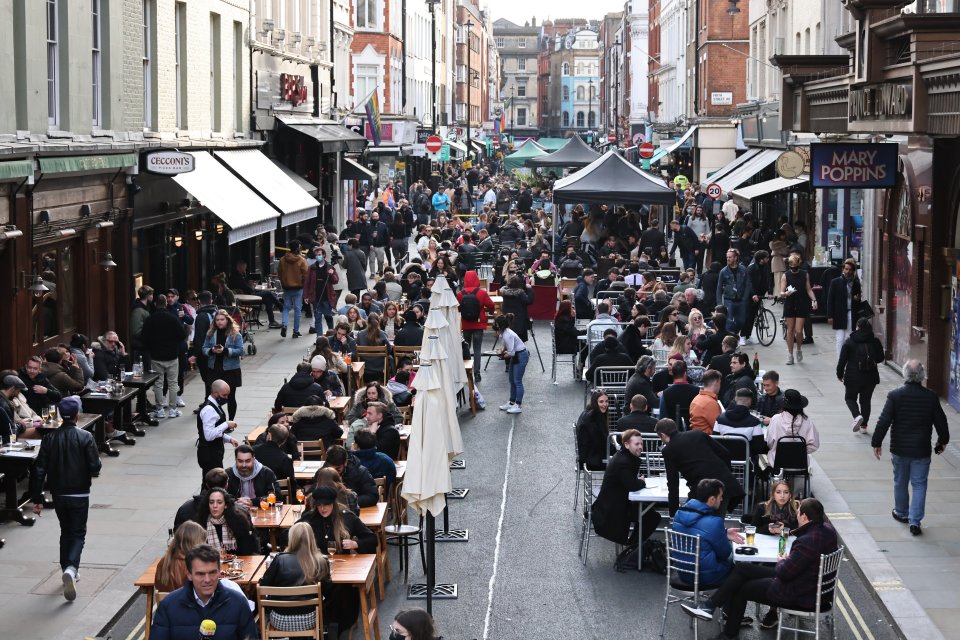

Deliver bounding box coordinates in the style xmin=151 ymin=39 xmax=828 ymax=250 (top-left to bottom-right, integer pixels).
xmin=197 ymin=442 xmax=225 ymax=482
xmin=844 ymin=383 xmax=876 ymax=423
xmin=54 ymin=495 xmax=89 ymax=572
xmin=741 ymin=299 xmax=761 ymax=338
xmin=710 ymin=563 xmax=777 ymax=637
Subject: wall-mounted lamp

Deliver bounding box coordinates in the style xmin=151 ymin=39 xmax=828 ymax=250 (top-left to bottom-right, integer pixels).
xmin=58 ymin=228 xmax=77 ymax=237
xmin=726 ymin=0 xmax=741 ymax=14
xmin=23 ymin=273 xmax=50 ymax=297
xmin=173 ymin=235 xmax=184 ymax=248
xmin=216 ymin=223 xmax=225 ymax=235
xmin=37 ymin=210 xmax=50 ymax=225
xmin=79 ymin=204 xmax=91 ymax=218
xmin=95 ymin=220 xmax=114 ymax=229
xmin=95 ymin=250 xmax=118 ymax=271
xmin=0 ymin=225 xmax=23 ymax=241
xmin=195 ymin=229 xmax=204 ymax=241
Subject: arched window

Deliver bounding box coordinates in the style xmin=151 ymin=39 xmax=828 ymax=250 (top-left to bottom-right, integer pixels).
xmin=588 ymin=111 xmax=596 ymax=128
xmin=589 ymin=84 xmax=596 ymax=99
xmin=576 ymin=111 xmax=585 ymax=127
xmin=562 ymin=62 xmax=570 ymax=75
xmin=576 ymin=86 xmax=585 ymax=100
xmin=562 ymin=86 xmax=570 ymax=101
xmin=562 ymin=111 xmax=570 ymax=127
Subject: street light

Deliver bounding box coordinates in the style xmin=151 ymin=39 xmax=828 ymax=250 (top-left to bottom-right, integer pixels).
xmin=613 ymin=36 xmax=621 ymax=147
xmin=426 ymin=0 xmax=440 ymax=133
xmin=510 ymin=86 xmax=515 ymax=133
xmin=465 ymin=19 xmax=474 ymax=150
xmin=588 ymin=78 xmax=594 ymax=136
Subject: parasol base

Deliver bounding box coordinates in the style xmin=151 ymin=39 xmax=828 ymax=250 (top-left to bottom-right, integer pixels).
xmin=407 ymin=583 xmax=458 ymax=599
xmin=446 ymin=488 xmax=469 ymax=499
xmin=450 ymin=459 xmax=466 ymax=470
xmin=433 ymin=528 xmax=469 ymax=542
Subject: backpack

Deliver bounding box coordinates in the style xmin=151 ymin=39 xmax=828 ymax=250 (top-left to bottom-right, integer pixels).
xmin=857 ymin=342 xmax=877 ymax=373
xmin=460 ymin=287 xmax=482 ymax=322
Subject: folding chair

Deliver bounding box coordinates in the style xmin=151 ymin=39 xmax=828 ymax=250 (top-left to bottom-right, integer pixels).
xmin=777 ymin=546 xmax=846 ymax=640
xmin=578 ymin=465 xmax=605 ymax=565
xmin=572 ymin=423 xmax=583 ymax=511
xmin=256 ymin=583 xmax=324 ymax=639
xmin=605 ymin=393 xmax=627 ymax=430
xmin=604 ymin=431 xmax=624 ymax=466
xmin=661 ymin=529 xmax=723 ymax=640
xmin=550 ymin=321 xmax=578 ymax=385
xmin=773 ymin=435 xmax=812 ymax=498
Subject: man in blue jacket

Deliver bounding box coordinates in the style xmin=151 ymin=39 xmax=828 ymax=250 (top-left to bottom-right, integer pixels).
xmin=151 ymin=544 xmax=258 ymax=640
xmin=671 ymin=478 xmax=744 ymax=588
xmin=716 ymin=248 xmax=752 ymax=335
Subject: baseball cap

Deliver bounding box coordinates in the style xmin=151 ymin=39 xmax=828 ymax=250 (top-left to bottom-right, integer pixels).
xmin=59 ymin=395 xmax=83 ymax=418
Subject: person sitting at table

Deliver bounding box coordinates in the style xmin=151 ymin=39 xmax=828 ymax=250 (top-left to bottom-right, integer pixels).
xmin=298 ymin=486 xmax=377 ymax=555
xmin=616 ymin=394 xmax=658 ymax=432
xmin=41 ymin=348 xmax=85 ymax=395
xmin=308 ymin=467 xmax=360 ymax=515
xmin=253 ymin=413 xmax=301 ymax=461
xmin=386 ymin=369 xmax=414 ymax=407
xmin=174 ymin=467 xmax=230 ymax=530
xmin=714 ymin=388 xmax=768 ymax=469
xmin=705 ymin=334 xmax=737 ymax=380
xmin=273 ymin=363 xmax=325 ymax=413
xmin=356 ymin=317 xmax=393 ymax=384
xmin=155 ymin=521 xmax=208 ymax=593
xmin=335 ymin=293 xmax=366 ymax=319
xmin=657 ymin=419 xmax=745 ymax=516
xmin=755 ymin=370 xmax=785 ymax=423
xmin=721 ymin=353 xmax=757 ymax=409
xmin=346 ymin=402 xmax=401 ymax=461
xmin=765 ymin=389 xmax=820 ymax=472
xmin=751 ymin=478 xmax=800 ymax=536
xmin=18 ymin=355 xmax=62 ymax=415
xmin=310 ymin=336 xmax=348 ymax=376
xmin=671 ymin=479 xmax=745 ymax=589
xmin=700 ymin=313 xmax=731 ymax=366
xmin=192 ymin=487 xmax=258 ymax=555
xmin=585 ymin=335 xmax=635 ymax=384
xmin=290 ymin=396 xmax=341 ymax=450
xmin=352 ymin=428 xmax=398 ymax=492
xmin=320 ymin=446 xmax=379 ymax=508
xmin=335 ymin=305 xmax=367 ymax=333
xmin=618 ymin=315 xmax=653 ymax=363
xmin=309 ymin=356 xmax=343 ymax=398
xmin=257 ymin=521 xmax=335 ymax=634
xmin=587 ymin=327 xmax=629 ymax=365
xmin=226 ymin=444 xmax=281 ymax=510
xmin=553 ymin=299 xmax=583 ymax=359
xmin=591 ymin=429 xmax=664 ymax=550
xmin=624 ymin=356 xmax=658 ymax=415
xmin=68 ymin=333 xmax=95 ymax=383
xmin=681 ymin=498 xmax=838 ymax=639
xmin=229 ymin=258 xmax=282 ymax=329
xmin=0 ymin=373 xmax=44 ymax=440
xmin=394 ymin=310 xmax=425 ymax=347
xmin=345 ymin=381 xmax=404 ymax=425
xmin=659 ymin=360 xmax=701 ymax=425
xmin=577 ymin=390 xmax=612 ymax=471
xmin=150 ymin=544 xmax=257 ymax=640
xmin=92 ymin=331 xmax=128 ymax=381
xmin=330 ymin=322 xmax=359 ymax=362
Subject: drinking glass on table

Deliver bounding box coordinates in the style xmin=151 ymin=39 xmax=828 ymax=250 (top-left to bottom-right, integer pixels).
xmin=267 ymin=492 xmax=277 ymax=510
xmin=259 ymin=498 xmax=269 ymax=513
xmin=296 ymin=488 xmax=305 ymax=514
xmin=41 ymin=406 xmax=49 ymax=422
xmin=744 ymin=525 xmax=756 ymax=546
xmin=327 ymin=540 xmax=338 ymax=558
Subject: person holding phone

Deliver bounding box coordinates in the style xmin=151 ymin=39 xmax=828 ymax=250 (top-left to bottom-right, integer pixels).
xmin=202 ymin=311 xmax=244 ymax=420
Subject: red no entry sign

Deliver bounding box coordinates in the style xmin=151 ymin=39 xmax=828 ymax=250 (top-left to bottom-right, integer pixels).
xmin=425 ymin=136 xmax=443 ymax=154
xmin=639 ymin=142 xmax=655 ymax=159
xmin=607 ymin=133 xmax=617 ymax=143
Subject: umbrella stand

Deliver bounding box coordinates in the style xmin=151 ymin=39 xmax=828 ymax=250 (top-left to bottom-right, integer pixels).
xmin=408 ymin=511 xmax=459 ymax=606
xmin=436 ymin=492 xmax=469 ymax=541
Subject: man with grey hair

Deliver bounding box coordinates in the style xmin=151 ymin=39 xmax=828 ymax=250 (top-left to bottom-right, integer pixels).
xmin=871 ymin=359 xmax=949 ymax=536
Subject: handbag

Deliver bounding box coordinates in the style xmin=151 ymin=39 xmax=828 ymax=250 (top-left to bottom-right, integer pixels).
xmin=856 ymin=299 xmax=876 ymax=320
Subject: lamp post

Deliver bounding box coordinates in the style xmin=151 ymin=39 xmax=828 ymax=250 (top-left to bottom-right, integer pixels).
xmin=510 ymin=86 xmax=515 ymax=133
xmin=426 ymin=0 xmax=440 ymax=133
xmin=588 ymin=78 xmax=594 ymax=137
xmin=613 ymin=36 xmax=620 ymax=148
xmin=465 ymin=19 xmax=474 ymax=150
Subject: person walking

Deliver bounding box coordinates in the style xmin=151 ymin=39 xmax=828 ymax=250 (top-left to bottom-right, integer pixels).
xmin=716 ymin=248 xmax=752 ymax=337
xmin=871 ymin=359 xmax=949 ymax=536
xmin=836 ymin=317 xmax=885 ymax=434
xmin=343 ymin=239 xmax=369 ymax=299
xmin=201 ymin=310 xmax=244 ymax=420
xmin=458 ymin=271 xmax=495 ymax=383
xmin=142 ymin=294 xmax=188 ymax=419
xmin=30 ymin=396 xmax=102 ymax=601
xmin=278 ymin=240 xmax=308 ymax=338
xmin=778 ymin=254 xmax=817 ymax=365
xmin=304 ymin=248 xmax=340 ymax=334
xmin=494 ymin=314 xmax=529 ymax=415
xmin=826 ymin=258 xmax=863 ymax=356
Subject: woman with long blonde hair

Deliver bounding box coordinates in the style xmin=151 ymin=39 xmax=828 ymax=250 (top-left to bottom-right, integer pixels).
xmin=258 ymin=521 xmax=331 ymax=632
xmin=155 ymin=521 xmax=207 ymax=592
xmin=202 ymin=309 xmax=244 ymax=418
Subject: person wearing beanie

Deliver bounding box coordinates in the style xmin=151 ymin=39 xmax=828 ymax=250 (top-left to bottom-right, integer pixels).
xmin=309 ymin=355 xmax=343 ymax=398
xmin=30 ymin=395 xmax=102 ymax=601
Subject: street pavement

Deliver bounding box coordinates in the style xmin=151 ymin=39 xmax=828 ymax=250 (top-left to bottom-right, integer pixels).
xmin=0 ymin=304 xmax=947 ymax=640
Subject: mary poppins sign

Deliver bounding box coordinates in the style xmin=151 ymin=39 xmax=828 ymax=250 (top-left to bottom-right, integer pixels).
xmin=810 ymin=143 xmax=897 ymax=189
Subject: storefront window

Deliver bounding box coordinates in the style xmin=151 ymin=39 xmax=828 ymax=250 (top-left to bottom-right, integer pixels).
xmin=890 ymin=184 xmax=917 ymax=367
xmin=31 ymin=244 xmax=77 ymax=345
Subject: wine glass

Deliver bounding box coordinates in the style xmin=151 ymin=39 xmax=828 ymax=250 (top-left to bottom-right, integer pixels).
xmin=296 ymin=488 xmax=305 ymax=515
xmin=267 ymin=492 xmax=277 ymax=511
xmin=259 ymin=498 xmax=269 ymax=514
xmin=327 ymin=540 xmax=338 ymax=559
xmin=41 ymin=406 xmax=50 ymax=423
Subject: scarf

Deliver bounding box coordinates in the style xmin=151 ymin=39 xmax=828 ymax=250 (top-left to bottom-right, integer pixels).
xmin=206 ymin=514 xmax=237 ymax=552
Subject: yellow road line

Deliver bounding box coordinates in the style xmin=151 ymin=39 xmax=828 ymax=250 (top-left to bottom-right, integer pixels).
xmin=839 ymin=579 xmax=877 ymax=640
xmin=124 ymin=615 xmax=146 ymax=640
xmin=837 ymin=599 xmax=865 ymax=640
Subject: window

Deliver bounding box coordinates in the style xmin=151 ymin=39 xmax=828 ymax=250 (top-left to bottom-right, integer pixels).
xmin=210 ymin=14 xmax=221 ymax=131
xmin=143 ymin=0 xmax=154 ymax=129
xmin=32 ymin=245 xmax=76 ymax=344
xmin=562 ymin=85 xmax=569 ymax=100
xmin=518 ymin=57 xmax=526 ymax=71
xmin=576 ymin=86 xmax=585 ymax=100
xmin=175 ymin=2 xmax=186 ymax=128
xmin=355 ymin=64 xmax=378 ymax=105
xmin=518 ymin=37 xmax=526 ymax=48
xmin=562 ymin=62 xmax=570 ymax=75
xmin=495 ymin=36 xmax=504 ymax=47
xmin=517 ymin=82 xmax=526 ymax=97
xmin=517 ymin=107 xmax=527 ymax=126
xmin=47 ymin=0 xmax=59 ymax=127
xmin=590 ymin=84 xmax=596 ymax=99
xmin=92 ymin=0 xmax=102 ymax=127
xmin=562 ymin=111 xmax=569 ymax=127
xmin=356 ymin=0 xmax=378 ymax=29
xmin=455 ymin=103 xmax=465 ymax=120
xmin=588 ymin=111 xmax=596 ymax=127
xmin=456 ymin=65 xmax=466 ymax=82
xmin=576 ymin=111 xmax=585 ymax=127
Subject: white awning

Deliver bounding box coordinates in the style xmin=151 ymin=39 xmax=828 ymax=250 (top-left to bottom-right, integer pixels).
xmin=731 ymin=175 xmax=809 ymax=202
xmin=172 ymin=152 xmax=280 ymax=245
xmin=341 ymin=157 xmax=376 ymax=181
xmin=214 ymin=150 xmax=320 ymax=228
xmin=714 ymin=148 xmax=781 ymax=193
xmin=271 ymin=159 xmax=317 ymax=196
xmin=446 ymin=140 xmax=467 ymax=156
xmin=704 ymin=147 xmax=762 ymax=185
xmin=650 ymin=125 xmax=698 ymax=165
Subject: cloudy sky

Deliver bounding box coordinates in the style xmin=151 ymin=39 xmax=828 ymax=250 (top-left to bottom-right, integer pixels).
xmin=482 ymin=0 xmax=627 ymax=29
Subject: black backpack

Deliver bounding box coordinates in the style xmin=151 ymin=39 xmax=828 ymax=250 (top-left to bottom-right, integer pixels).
xmin=460 ymin=287 xmax=482 ymax=322
xmin=857 ymin=342 xmax=877 ymax=373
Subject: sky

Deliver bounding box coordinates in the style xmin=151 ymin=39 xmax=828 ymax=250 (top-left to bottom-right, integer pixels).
xmin=482 ymin=0 xmax=627 ymax=29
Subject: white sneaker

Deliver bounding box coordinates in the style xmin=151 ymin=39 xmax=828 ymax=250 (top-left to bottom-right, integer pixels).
xmin=852 ymin=415 xmax=864 ymax=432
xmin=738 ymin=336 xmax=747 ymax=346
xmin=785 ymin=354 xmax=794 ymax=365
xmin=796 ymin=347 xmax=803 ymax=362
xmin=742 ymin=337 xmax=755 ymax=345
xmin=62 ymin=568 xmax=77 ymax=602
xmin=168 ymin=409 xmax=182 ymax=418
xmin=152 ymin=407 xmax=166 ymax=419
xmin=176 ymin=396 xmax=186 ymax=407
xmin=499 ymin=401 xmax=515 ymax=411
xmin=506 ymin=405 xmax=522 ymax=414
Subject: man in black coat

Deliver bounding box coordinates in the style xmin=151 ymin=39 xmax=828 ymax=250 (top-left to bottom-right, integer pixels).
xmin=826 ymin=258 xmax=863 ymax=356
xmin=225 ymin=444 xmax=281 ymax=509
xmin=640 ymin=217 xmax=666 ymax=259
xmin=616 ymin=395 xmax=659 ymax=432
xmin=18 ymin=356 xmax=63 ymax=414
xmin=659 ymin=361 xmax=701 ymax=424
xmin=721 ymin=353 xmax=756 ymax=409
xmin=740 ymin=250 xmax=769 ymax=345
xmin=592 ymin=429 xmax=663 ymax=545
xmin=706 ymin=334 xmax=738 ymax=382
xmin=669 ymin=219 xmax=702 ymax=271
xmin=322 ymin=446 xmax=380 ymax=507
xmin=657 ymin=419 xmax=745 ymax=515
xmin=624 ymin=356 xmax=659 ymax=414
xmin=586 ymin=335 xmax=635 ymax=383
xmin=253 ymin=424 xmax=297 ymax=493
xmin=141 ymin=294 xmax=188 ymax=418
xmin=273 ymin=362 xmax=324 ymax=412
xmin=191 ymin=291 xmax=219 ymax=396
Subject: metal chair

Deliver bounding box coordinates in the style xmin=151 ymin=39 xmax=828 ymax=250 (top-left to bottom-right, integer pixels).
xmin=773 ymin=435 xmax=812 ymax=498
xmin=256 ymin=583 xmax=324 ymax=639
xmin=586 ymin=366 xmax=634 ymax=403
xmin=712 ymin=434 xmax=752 ymax=516
xmin=604 ymin=431 xmax=623 ymax=466
xmin=550 ymin=321 xmax=578 ymax=385
xmin=643 ymin=451 xmax=667 ymax=477
xmin=777 ymin=546 xmax=846 ymax=640
xmin=572 ymin=423 xmax=583 ymax=511
xmin=605 ymin=392 xmax=627 ymax=430
xmin=578 ymin=465 xmax=605 ymax=564
xmin=661 ymin=528 xmax=723 ymax=640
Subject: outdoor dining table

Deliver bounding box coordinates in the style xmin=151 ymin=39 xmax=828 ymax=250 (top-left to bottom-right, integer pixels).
xmin=325 ymin=554 xmax=381 ymax=640
xmin=0 ymin=438 xmax=42 ymax=526
xmin=79 ymin=385 xmax=140 ymax=456
xmin=628 ymin=475 xmax=684 ymax=571
xmin=350 ymin=361 xmax=365 ymax=393
xmin=251 ymin=503 xmax=302 ymax=549
xmin=734 ymin=532 xmax=794 ymax=564
xmin=295 ymin=461 xmax=407 ymax=484
xmin=121 ymin=371 xmax=161 ymax=428
xmin=135 ymin=554 xmax=267 ymax=640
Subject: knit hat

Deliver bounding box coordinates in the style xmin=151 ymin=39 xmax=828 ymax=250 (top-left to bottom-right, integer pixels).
xmin=59 ymin=395 xmax=83 ymax=418
xmin=312 ymin=486 xmax=338 ymax=505
xmin=310 ymin=355 xmax=327 ymax=371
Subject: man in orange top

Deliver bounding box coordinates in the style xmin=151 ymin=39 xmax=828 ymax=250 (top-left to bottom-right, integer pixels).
xmin=689 ymin=369 xmax=724 ymax=434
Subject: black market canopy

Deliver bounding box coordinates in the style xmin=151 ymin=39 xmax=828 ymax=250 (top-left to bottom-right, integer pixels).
xmin=525 ymin=135 xmax=601 ymax=168
xmin=551 ymin=150 xmax=677 ymax=206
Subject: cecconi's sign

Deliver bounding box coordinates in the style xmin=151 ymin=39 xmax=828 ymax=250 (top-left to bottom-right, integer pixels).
xmin=144 ymin=151 xmax=195 ymax=175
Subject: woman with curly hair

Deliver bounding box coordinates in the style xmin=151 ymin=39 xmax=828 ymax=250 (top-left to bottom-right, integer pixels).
xmin=202 ymin=309 xmax=244 ymax=419
xmin=192 ymin=488 xmax=258 ymax=554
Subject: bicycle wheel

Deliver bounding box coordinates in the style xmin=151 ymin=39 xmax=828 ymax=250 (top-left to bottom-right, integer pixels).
xmin=755 ymin=308 xmax=777 ymax=346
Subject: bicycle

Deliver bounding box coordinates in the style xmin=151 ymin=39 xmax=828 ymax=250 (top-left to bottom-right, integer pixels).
xmin=753 ymin=296 xmax=778 ymax=346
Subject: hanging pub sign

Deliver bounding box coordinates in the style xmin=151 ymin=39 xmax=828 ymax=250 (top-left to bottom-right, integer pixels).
xmin=810 ymin=143 xmax=898 ymax=189
xmin=144 ymin=150 xmax=195 ymax=175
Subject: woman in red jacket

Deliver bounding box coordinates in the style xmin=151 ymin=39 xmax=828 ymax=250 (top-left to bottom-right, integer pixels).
xmin=458 ymin=271 xmax=495 ymax=383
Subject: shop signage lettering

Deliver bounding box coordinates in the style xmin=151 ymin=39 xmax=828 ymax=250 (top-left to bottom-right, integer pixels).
xmin=849 ymin=83 xmax=912 ymax=121
xmin=810 ymin=143 xmax=897 ymax=188
xmin=144 ymin=151 xmax=195 ymax=175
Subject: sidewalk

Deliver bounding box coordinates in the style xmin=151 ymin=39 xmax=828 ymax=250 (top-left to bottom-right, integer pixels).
xmin=750 ymin=322 xmax=957 ymax=640
xmin=0 ymin=324 xmax=309 ymax=640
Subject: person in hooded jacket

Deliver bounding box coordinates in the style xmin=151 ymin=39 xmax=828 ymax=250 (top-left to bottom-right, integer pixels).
xmin=351 ymin=428 xmax=398 ymax=492
xmin=714 ymin=388 xmax=769 ymax=470
xmin=459 ymin=271 xmax=496 ymax=382
xmin=274 ymin=363 xmax=324 ymax=412
xmin=278 ymin=240 xmax=308 ymax=338
xmin=671 ymin=479 xmax=744 ymax=588
xmin=289 ymin=397 xmax=342 ymax=450
xmin=836 ymin=317 xmax=885 ymax=433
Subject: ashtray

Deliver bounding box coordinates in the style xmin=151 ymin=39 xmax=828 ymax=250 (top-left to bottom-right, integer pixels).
xmin=735 ymin=546 xmax=758 ymax=555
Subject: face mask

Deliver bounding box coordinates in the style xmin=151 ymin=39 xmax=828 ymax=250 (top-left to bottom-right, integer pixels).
xmin=389 ymin=632 xmax=405 ymax=640
xmin=217 ymin=397 xmax=229 ymax=406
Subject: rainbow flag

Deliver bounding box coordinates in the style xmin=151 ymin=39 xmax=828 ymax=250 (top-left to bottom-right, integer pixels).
xmin=365 ymin=90 xmax=382 ymax=146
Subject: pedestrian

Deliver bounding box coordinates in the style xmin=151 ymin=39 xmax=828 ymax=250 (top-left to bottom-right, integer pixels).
xmin=343 ymin=238 xmax=369 ymax=299
xmin=836 ymin=317 xmax=885 ymax=433
xmin=740 ymin=250 xmax=769 ymax=346
xmin=129 ymin=285 xmax=154 ymax=371
xmin=196 ymin=379 xmax=240 ymax=481
xmin=778 ymin=253 xmax=817 ymax=365
xmin=389 ymin=608 xmax=440 ymax=640
xmin=201 ymin=310 xmax=244 ymax=420
xmin=494 ymin=314 xmax=529 ymax=415
xmin=30 ymin=395 xmax=102 ymax=601
xmin=142 ymin=294 xmax=188 ymax=419
xmin=826 ymin=258 xmax=863 ymax=355
xmin=278 ymin=241 xmax=308 ymax=338
xmin=368 ymin=210 xmax=390 ymax=275
xmin=871 ymin=359 xmax=949 ymax=536
xmin=191 ymin=291 xmax=218 ymax=397
xmin=458 ymin=271 xmax=495 ymax=383
xmin=716 ymin=248 xmax=752 ymax=336
xmin=304 ymin=247 xmax=340 ymax=334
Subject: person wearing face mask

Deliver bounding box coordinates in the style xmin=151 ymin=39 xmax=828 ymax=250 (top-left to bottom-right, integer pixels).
xmin=304 ymin=247 xmax=340 ymax=334
xmin=389 ymin=608 xmax=440 ymax=640
xmin=196 ymin=379 xmax=240 ymax=482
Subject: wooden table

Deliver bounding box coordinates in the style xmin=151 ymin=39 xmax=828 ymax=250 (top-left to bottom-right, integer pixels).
xmin=350 ymin=361 xmax=365 ymax=393
xmin=330 ymin=395 xmax=350 ymax=423
xmin=359 ymin=503 xmax=391 ymax=599
xmin=244 ymin=424 xmax=268 ymax=445
xmin=251 ymin=504 xmax=301 ymax=549
xmin=135 ymin=555 xmax=267 ymax=640
xmin=294 ymin=460 xmax=326 ymax=483
xmin=327 ymin=554 xmax=381 ymax=640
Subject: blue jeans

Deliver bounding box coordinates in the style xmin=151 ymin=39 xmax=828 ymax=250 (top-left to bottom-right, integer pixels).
xmin=53 ymin=496 xmax=89 ymax=572
xmin=723 ymin=299 xmax=748 ymax=333
xmin=282 ymin=289 xmax=304 ymax=332
xmin=313 ymin=299 xmax=334 ymax=332
xmin=509 ymin=349 xmax=530 ymax=405
xmin=891 ymin=454 xmax=931 ymax=526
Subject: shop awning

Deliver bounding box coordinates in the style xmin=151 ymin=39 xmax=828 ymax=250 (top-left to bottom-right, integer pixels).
xmin=278 ymin=118 xmax=368 ymax=153
xmin=214 ymin=150 xmax=319 ymax=228
xmin=365 ymin=146 xmax=412 ymax=156
xmin=704 ymin=147 xmax=762 ymax=185
xmin=469 ymin=139 xmax=486 ymax=152
xmin=172 ymin=152 xmax=280 ymax=245
xmin=714 ymin=148 xmax=781 ymax=193
xmin=38 ymin=153 xmax=137 ymax=174
xmin=731 ymin=175 xmax=809 ymax=202
xmin=650 ymin=125 xmax=698 ymax=165
xmin=341 ymin=157 xmax=376 ymax=181
xmin=446 ymin=140 xmax=467 ymax=156
xmin=0 ymin=159 xmax=34 ymax=181
xmin=271 ymin=159 xmax=317 ymax=196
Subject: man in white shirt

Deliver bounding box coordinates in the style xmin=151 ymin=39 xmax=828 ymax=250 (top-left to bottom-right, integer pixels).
xmin=721 ymin=196 xmax=739 ymax=223
xmin=197 ymin=379 xmax=239 ymax=482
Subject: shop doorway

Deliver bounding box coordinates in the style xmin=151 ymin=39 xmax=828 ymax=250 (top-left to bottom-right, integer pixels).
xmin=887 ymin=180 xmax=927 ymax=370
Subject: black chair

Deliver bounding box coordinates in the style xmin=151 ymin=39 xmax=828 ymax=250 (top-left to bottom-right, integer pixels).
xmin=773 ymin=435 xmax=812 ymax=498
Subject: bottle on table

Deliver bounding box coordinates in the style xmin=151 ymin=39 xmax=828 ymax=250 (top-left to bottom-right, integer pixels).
xmin=753 ymin=352 xmax=761 ymax=377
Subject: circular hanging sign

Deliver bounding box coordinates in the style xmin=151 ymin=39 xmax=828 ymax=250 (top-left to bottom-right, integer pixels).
xmin=776 ymin=150 xmax=805 ymax=179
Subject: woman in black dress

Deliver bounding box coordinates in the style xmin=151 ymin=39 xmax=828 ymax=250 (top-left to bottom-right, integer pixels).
xmin=778 ymin=253 xmax=817 ymax=365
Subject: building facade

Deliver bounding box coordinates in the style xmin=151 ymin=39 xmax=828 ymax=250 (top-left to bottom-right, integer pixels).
xmin=492 ymin=17 xmax=540 ymax=137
